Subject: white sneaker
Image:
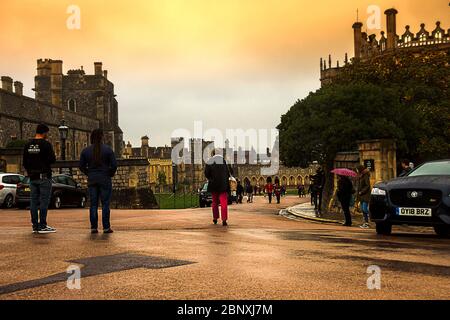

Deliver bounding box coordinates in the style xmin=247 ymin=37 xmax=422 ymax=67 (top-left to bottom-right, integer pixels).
xmin=38 ymin=226 xmax=56 ymax=234
xmin=360 ymin=223 xmax=370 ymax=229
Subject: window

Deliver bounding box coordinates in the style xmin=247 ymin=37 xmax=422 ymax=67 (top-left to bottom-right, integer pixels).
xmin=2 ymin=175 xmax=22 ymax=184
xmin=68 ymin=99 xmax=76 ymax=112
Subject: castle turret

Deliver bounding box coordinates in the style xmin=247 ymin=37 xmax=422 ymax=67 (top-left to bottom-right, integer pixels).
xmin=1 ymin=76 xmax=13 ymax=92
xmin=94 ymin=62 xmax=103 ymax=76
xmin=50 ymin=60 xmax=63 ymax=107
xmin=385 ymin=8 xmax=398 ymax=50
xmin=352 ymin=22 xmax=363 ymax=59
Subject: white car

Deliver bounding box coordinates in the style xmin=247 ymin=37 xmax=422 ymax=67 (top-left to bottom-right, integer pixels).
xmin=0 ymin=173 xmax=25 ymax=208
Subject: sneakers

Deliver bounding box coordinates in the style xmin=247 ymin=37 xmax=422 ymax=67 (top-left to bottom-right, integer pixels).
xmin=222 ymin=221 xmax=228 ymax=227
xmin=103 ymin=228 xmax=114 ymax=234
xmin=38 ymin=225 xmax=56 ymax=234
xmin=91 ymin=229 xmax=99 ymax=234
xmin=360 ymin=223 xmax=370 ymax=229
xmin=213 ymin=219 xmax=218 ymax=225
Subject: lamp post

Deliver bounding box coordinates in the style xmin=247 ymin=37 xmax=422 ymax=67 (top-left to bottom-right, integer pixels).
xmin=172 ymin=163 xmax=177 ymax=194
xmin=58 ymin=119 xmax=69 ymax=161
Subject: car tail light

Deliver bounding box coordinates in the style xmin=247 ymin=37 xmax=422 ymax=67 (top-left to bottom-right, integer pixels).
xmin=17 ymin=183 xmax=23 ymax=189
xmin=0 ymin=184 xmax=4 ymax=190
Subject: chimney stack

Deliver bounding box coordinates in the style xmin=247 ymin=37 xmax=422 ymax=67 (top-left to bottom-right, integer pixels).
xmin=14 ymin=81 xmax=23 ymax=96
xmin=352 ymin=22 xmax=363 ymax=59
xmin=103 ymin=70 xmax=108 ymax=79
xmin=385 ymin=8 xmax=398 ymax=50
xmin=94 ymin=62 xmax=103 ymax=76
xmin=1 ymin=76 xmax=13 ymax=92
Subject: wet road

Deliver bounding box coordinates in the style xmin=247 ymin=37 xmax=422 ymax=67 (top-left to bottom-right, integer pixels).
xmin=0 ymin=196 xmax=449 ymax=300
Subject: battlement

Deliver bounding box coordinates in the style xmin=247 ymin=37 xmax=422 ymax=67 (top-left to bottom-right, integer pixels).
xmin=320 ymin=8 xmax=450 ymax=86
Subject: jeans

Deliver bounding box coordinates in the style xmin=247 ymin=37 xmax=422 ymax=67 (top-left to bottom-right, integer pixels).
xmin=30 ymin=178 xmax=52 ymax=229
xmin=268 ymin=193 xmax=272 ymax=204
xmin=313 ymin=190 xmax=323 ymax=212
xmin=88 ymin=181 xmax=112 ymax=230
xmin=211 ymin=192 xmax=228 ymax=222
xmin=339 ymin=197 xmax=352 ymax=225
xmin=360 ymin=201 xmax=370 ymax=223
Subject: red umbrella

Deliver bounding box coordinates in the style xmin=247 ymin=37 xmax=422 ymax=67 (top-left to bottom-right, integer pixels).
xmin=331 ymin=168 xmax=357 ymax=177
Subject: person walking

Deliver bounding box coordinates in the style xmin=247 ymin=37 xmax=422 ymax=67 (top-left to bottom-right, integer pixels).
xmin=265 ymin=177 xmax=274 ymax=204
xmin=311 ymin=167 xmax=325 ymax=215
xmin=336 ymin=175 xmax=354 ymax=227
xmin=79 ymin=129 xmax=117 ymax=234
xmin=246 ymin=182 xmax=254 ymax=203
xmin=204 ymin=151 xmax=232 ymax=226
xmin=357 ymin=164 xmax=371 ymax=229
xmin=23 ymin=124 xmax=57 ymax=234
xmin=236 ymin=180 xmax=244 ymax=204
xmin=274 ymin=177 xmax=282 ymax=204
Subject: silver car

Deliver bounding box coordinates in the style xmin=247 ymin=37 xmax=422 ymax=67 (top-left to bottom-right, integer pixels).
xmin=0 ymin=173 xmax=25 ymax=208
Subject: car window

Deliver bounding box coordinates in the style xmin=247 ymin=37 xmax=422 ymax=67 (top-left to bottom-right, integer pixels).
xmin=2 ymin=175 xmax=21 ymax=184
xmin=53 ymin=176 xmax=67 ymax=185
xmin=202 ymin=183 xmax=208 ymax=191
xmin=408 ymin=161 xmax=450 ymax=177
xmin=66 ymin=177 xmax=77 ymax=187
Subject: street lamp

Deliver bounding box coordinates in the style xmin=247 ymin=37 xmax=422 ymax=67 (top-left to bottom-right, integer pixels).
xmin=58 ymin=119 xmax=69 ymax=161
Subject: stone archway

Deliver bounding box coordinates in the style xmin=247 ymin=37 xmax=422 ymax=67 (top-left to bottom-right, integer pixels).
xmin=297 ymin=176 xmax=303 ymax=185
xmin=258 ymin=176 xmax=265 ymax=186
xmin=289 ymin=176 xmax=295 ymax=186
xmin=281 ymin=176 xmax=288 ymax=186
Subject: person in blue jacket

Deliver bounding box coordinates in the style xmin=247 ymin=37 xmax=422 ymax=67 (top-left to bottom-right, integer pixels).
xmin=79 ymin=129 xmax=117 ymax=234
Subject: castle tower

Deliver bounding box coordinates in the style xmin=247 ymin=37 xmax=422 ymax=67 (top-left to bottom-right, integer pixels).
xmin=50 ymin=60 xmax=63 ymax=107
xmin=385 ymin=8 xmax=398 ymax=50
xmin=352 ymin=22 xmax=363 ymax=59
xmin=141 ymin=135 xmax=149 ymax=158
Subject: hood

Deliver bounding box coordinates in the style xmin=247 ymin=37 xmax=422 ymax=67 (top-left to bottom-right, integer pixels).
xmin=375 ymin=175 xmax=450 ymax=192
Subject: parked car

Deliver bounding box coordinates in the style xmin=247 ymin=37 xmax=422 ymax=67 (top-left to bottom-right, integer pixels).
xmin=0 ymin=173 xmax=26 ymax=208
xmin=199 ymin=182 xmax=213 ymax=208
xmin=370 ymin=160 xmax=450 ymax=236
xmin=198 ymin=182 xmax=235 ymax=208
xmin=16 ymin=174 xmax=87 ymax=209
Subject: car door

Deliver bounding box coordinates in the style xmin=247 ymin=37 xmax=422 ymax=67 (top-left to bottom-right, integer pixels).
xmin=65 ymin=177 xmax=80 ymax=205
xmin=2 ymin=175 xmax=22 ymax=200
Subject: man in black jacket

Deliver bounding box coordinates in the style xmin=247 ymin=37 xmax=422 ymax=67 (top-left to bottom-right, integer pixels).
xmin=23 ymin=124 xmax=57 ymax=234
xmin=204 ymin=151 xmax=232 ymax=226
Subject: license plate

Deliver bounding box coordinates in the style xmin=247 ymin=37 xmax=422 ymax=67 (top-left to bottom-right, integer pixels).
xmin=24 ymin=188 xmax=30 ymax=192
xmin=396 ymin=207 xmax=432 ymax=217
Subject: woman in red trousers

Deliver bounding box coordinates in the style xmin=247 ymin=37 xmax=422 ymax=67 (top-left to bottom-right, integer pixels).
xmin=204 ymin=151 xmax=233 ymax=226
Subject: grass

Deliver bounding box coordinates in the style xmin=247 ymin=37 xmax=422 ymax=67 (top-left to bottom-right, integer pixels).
xmin=154 ymin=193 xmax=199 ymax=209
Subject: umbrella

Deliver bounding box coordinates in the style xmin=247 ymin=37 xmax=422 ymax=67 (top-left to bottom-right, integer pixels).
xmin=331 ymin=168 xmax=357 ymax=177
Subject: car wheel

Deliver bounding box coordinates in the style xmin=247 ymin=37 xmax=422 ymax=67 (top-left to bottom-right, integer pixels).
xmin=376 ymin=222 xmax=392 ymax=235
xmin=54 ymin=196 xmax=62 ymax=209
xmin=3 ymin=194 xmax=14 ymax=209
xmin=434 ymin=225 xmax=450 ymax=237
xmin=199 ymin=201 xmax=205 ymax=208
xmin=79 ymin=196 xmax=86 ymax=208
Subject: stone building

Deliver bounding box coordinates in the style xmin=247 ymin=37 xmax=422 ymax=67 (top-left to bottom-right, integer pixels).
xmin=0 ymin=59 xmax=123 ymax=160
xmin=320 ymin=8 xmax=450 ymax=86
xmin=123 ymin=136 xmax=174 ymax=192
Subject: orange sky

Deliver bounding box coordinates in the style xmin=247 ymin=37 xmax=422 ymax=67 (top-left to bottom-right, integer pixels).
xmin=0 ymin=0 xmax=448 ymax=148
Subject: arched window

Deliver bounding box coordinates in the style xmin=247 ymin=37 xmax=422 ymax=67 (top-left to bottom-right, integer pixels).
xmin=68 ymin=99 xmax=76 ymax=112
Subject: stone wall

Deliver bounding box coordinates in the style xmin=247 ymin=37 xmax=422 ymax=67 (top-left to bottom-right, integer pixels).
xmin=52 ymin=159 xmax=158 ymax=209
xmin=0 ymin=88 xmax=98 ymax=160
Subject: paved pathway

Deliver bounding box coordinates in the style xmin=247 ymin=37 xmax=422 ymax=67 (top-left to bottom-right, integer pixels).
xmin=0 ymin=196 xmax=449 ymax=300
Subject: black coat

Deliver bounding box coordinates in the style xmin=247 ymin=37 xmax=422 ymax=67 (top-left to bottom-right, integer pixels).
xmin=204 ymin=155 xmax=232 ymax=193
xmin=337 ymin=176 xmax=353 ymax=204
